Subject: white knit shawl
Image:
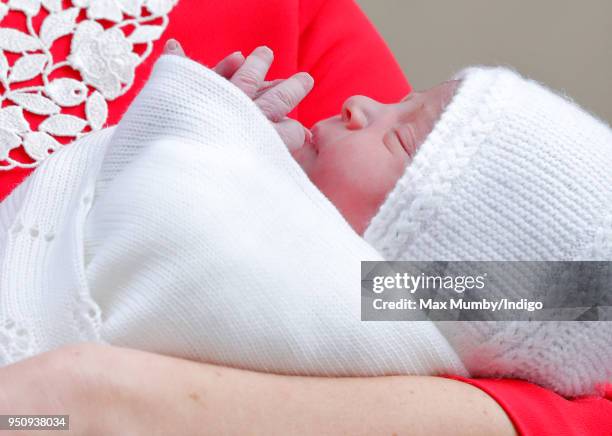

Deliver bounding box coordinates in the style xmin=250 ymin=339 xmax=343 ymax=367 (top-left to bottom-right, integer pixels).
xmin=2 ymin=57 xmax=610 ymax=397
xmin=0 ymin=55 xmax=465 ymax=378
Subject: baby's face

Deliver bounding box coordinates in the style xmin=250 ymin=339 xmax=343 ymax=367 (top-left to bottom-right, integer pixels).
xmin=292 ymin=80 xmax=459 ymax=234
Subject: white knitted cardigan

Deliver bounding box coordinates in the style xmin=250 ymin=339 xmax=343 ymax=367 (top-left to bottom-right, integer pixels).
xmin=0 ymin=55 xmax=465 ymax=378
xmin=365 ymin=66 xmax=612 ymax=397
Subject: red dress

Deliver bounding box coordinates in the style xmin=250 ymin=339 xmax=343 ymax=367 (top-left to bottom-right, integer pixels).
xmin=0 ymin=0 xmax=409 ymax=198
xmin=1 ymin=1 xmax=610 ymax=433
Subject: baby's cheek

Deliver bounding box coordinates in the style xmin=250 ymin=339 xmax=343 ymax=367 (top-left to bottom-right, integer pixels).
xmin=308 ymin=151 xmax=404 ymax=232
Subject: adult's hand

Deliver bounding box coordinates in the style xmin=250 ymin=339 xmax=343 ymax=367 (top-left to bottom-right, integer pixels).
xmin=164 ymin=40 xmax=314 ymax=151
xmin=0 ymin=343 xmax=516 ymax=436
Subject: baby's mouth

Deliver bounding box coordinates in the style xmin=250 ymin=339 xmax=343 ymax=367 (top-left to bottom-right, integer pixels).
xmin=309 ymin=127 xmax=321 ymax=153
xmin=295 ymin=129 xmax=319 ymax=162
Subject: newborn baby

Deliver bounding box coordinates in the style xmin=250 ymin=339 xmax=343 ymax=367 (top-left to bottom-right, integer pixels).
xmin=165 ymin=42 xmax=612 ymax=395
xmin=1 ymin=43 xmax=611 ymax=398
xmin=294 ymin=54 xmax=612 ymax=397
xmin=293 ymin=80 xmax=458 ymax=235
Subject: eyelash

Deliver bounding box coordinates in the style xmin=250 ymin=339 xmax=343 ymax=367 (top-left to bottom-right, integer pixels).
xmin=393 ymin=128 xmax=409 ymax=153
xmin=392 ymin=125 xmax=418 ymax=160
xmin=382 ymin=130 xmax=405 ymax=156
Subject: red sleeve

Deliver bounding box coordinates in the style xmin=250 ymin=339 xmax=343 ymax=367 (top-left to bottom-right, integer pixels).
xmin=449 ymin=376 xmax=612 ymax=436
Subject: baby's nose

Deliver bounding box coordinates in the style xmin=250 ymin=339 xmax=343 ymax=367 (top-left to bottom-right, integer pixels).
xmin=341 ymin=95 xmax=382 ymax=130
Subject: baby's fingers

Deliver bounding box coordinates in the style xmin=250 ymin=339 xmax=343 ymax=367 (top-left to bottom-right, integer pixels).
xmin=213 ymin=52 xmax=245 ymax=79
xmin=163 ymin=40 xmax=244 ymax=79
xmin=254 ymin=79 xmax=284 ymax=99
xmin=230 ymin=46 xmax=274 ymax=99
xmin=274 ymin=118 xmax=310 ymax=151
xmin=256 ymin=73 xmax=314 ymax=122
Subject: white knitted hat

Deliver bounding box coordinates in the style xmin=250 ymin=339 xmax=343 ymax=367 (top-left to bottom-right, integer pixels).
xmin=364 ymin=66 xmax=612 ymax=262
xmin=362 ymin=67 xmax=612 ymax=396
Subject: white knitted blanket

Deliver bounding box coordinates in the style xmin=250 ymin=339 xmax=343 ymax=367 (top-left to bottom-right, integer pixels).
xmin=1 ymin=56 xmax=610 ymax=397
xmin=0 ymin=55 xmax=465 ymax=379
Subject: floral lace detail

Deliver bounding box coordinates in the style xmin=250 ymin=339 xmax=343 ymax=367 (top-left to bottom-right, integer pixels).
xmin=0 ymin=0 xmax=178 ymax=170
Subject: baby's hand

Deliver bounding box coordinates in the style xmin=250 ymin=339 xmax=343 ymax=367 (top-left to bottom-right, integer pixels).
xmin=164 ymin=40 xmax=314 ymax=151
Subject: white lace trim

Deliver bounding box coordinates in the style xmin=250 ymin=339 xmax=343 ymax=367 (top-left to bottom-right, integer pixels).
xmin=0 ymin=317 xmax=32 ymax=365
xmin=0 ymin=0 xmax=178 ymax=170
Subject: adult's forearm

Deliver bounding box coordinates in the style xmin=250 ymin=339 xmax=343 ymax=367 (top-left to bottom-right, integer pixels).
xmin=0 ymin=344 xmax=516 ymax=435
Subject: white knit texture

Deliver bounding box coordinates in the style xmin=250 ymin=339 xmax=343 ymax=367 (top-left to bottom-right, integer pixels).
xmin=0 ymin=129 xmax=112 ymax=363
xmin=0 ymin=55 xmax=465 ymax=378
xmin=3 ymin=57 xmax=610 ymax=397
xmin=365 ymin=67 xmax=612 ymax=397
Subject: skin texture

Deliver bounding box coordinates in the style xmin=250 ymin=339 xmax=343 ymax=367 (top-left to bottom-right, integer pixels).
xmin=293 ymin=81 xmax=460 ymax=234
xmin=0 ymin=343 xmax=517 ymax=436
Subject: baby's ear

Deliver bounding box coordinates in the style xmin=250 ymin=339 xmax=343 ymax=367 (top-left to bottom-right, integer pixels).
xmin=163 ymin=39 xmax=186 ymax=57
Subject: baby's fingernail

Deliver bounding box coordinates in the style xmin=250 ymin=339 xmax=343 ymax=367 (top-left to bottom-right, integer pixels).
xmin=164 ymin=39 xmax=184 ymax=55
xmin=254 ymin=46 xmax=273 ymax=60
xmin=296 ymin=72 xmax=314 ymax=90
